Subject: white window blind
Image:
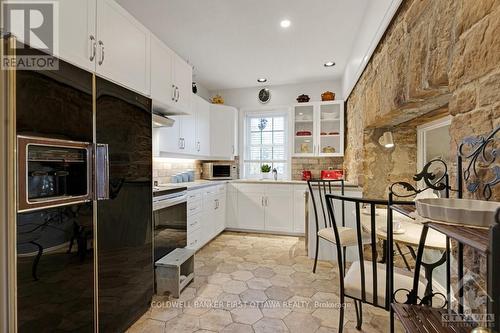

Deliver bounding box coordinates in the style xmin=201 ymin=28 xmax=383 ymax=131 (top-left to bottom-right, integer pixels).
xmin=243 ymin=113 xmax=288 ymax=179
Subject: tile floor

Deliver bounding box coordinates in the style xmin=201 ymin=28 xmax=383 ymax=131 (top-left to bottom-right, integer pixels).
xmin=127 ymin=232 xmax=402 ymax=333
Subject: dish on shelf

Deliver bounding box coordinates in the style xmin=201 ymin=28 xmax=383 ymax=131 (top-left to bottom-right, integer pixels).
xmin=328 ymin=132 xmax=340 ymax=135
xmin=321 ymin=132 xmax=327 ymax=136
xmin=321 ymin=113 xmax=339 ymax=120
xmin=322 ymin=146 xmax=336 ymax=153
xmin=296 ymin=94 xmax=310 ymax=103
xmin=300 ymin=143 xmax=310 ymax=153
xmin=321 ymin=91 xmax=335 ymax=101
xmin=296 ymin=131 xmax=312 ymax=136
xmin=415 ymin=198 xmax=500 ymax=228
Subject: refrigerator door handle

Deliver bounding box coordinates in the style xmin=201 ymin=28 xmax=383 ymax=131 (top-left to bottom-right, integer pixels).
xmin=95 ymin=143 xmax=110 ymax=200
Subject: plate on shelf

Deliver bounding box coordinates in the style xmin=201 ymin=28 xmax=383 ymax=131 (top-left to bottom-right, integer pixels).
xmin=296 ymin=131 xmax=312 ymax=136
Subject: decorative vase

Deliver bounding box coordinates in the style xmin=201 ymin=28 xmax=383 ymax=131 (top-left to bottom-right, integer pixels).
xmin=261 ymin=172 xmax=270 ymax=179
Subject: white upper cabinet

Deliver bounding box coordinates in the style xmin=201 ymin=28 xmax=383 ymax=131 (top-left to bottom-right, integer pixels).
xmin=151 ymin=35 xmax=175 ymax=110
xmin=96 ymin=0 xmax=150 ymax=95
xmin=210 ymin=104 xmax=238 ymax=160
xmin=173 ymin=53 xmax=193 ymax=114
xmin=293 ymin=100 xmax=345 ymax=157
xmin=194 ymin=95 xmax=211 ymax=156
xmin=57 ymin=0 xmax=97 ymax=72
xmin=151 ymin=35 xmax=193 ymax=115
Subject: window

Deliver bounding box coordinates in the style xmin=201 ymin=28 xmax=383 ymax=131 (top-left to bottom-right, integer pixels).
xmin=242 ymin=112 xmax=289 ymax=179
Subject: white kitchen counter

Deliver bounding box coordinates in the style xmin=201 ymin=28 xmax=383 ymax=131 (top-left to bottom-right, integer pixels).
xmin=231 ymin=179 xmax=361 ymax=190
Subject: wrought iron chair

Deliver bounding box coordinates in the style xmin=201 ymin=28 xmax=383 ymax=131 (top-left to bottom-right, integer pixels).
xmin=325 ymin=194 xmax=427 ymax=333
xmin=391 ymin=125 xmax=500 ymax=332
xmin=308 ymin=179 xmax=370 ymax=273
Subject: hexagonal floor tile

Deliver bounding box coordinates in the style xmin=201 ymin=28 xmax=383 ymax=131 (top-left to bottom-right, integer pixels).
xmin=207 ymin=272 xmax=232 ymax=285
xmin=240 ymin=289 xmax=268 ymax=303
xmin=283 ymin=311 xmax=321 ymax=333
xmin=261 ymin=307 xmax=292 ymax=319
xmin=127 ymin=318 xmax=165 ymax=333
xmin=199 ymin=309 xmax=233 ymax=331
xmin=253 ymin=267 xmax=276 ymax=279
xmin=312 ymin=308 xmax=340 ymax=328
xmin=165 ymin=314 xmax=200 ymax=333
xmin=222 ymin=280 xmax=248 ymax=294
xmin=246 ymin=277 xmax=272 ymax=290
xmin=221 ymin=322 xmax=255 ymax=333
xmin=269 ymin=275 xmax=294 ymax=287
xmin=252 ymin=317 xmax=289 ymax=333
xmin=231 ymin=270 xmax=254 ymax=281
xmin=265 ymin=286 xmax=294 ymax=301
xmin=230 ymin=307 xmax=263 ymax=325
xmin=197 ymin=283 xmax=223 ymax=300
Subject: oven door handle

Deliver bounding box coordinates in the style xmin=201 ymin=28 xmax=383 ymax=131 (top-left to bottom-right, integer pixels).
xmin=153 ymin=195 xmax=187 ymax=211
xmin=95 ymin=143 xmax=110 ymax=200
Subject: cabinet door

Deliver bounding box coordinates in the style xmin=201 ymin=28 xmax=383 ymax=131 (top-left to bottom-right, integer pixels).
xmin=318 ymin=102 xmax=344 ymax=157
xmin=151 ymin=35 xmax=175 ymax=109
xmin=173 ymin=53 xmax=193 ymax=114
xmin=293 ymin=103 xmax=317 ymax=156
xmin=293 ymin=187 xmax=308 ymax=233
xmin=265 ymin=191 xmax=293 ymax=233
xmin=214 ymin=194 xmax=226 ymax=234
xmin=179 ymin=114 xmax=196 ymax=154
xmin=96 ymin=0 xmax=150 ymax=95
xmin=57 ymin=0 xmax=97 ymax=72
xmin=157 ymin=117 xmax=181 ymax=154
xmin=195 ymin=96 xmax=211 ymax=156
xmin=237 ymin=192 xmax=265 ymax=230
xmin=226 ymin=184 xmax=238 ymax=228
xmin=210 ymin=105 xmax=237 ymax=160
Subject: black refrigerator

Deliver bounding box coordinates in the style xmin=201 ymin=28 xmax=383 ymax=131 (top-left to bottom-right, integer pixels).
xmin=9 ymin=37 xmax=153 ymax=332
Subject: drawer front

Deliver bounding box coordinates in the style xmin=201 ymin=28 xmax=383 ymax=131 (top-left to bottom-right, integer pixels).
xmin=187 ymin=228 xmax=201 ymax=249
xmin=187 ymin=200 xmax=202 ymax=216
xmin=187 ymin=213 xmax=201 ymax=232
xmin=187 ymin=190 xmax=202 ymax=202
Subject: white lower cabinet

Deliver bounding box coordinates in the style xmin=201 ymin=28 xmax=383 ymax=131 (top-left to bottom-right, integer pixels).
xmin=237 ymin=191 xmax=266 ymax=230
xmin=293 ymin=186 xmax=308 ymax=233
xmin=187 ymin=184 xmax=226 ymax=251
xmin=229 ymin=183 xmax=307 ymax=234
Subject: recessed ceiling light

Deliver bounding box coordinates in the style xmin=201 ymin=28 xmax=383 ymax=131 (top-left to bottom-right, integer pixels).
xmin=280 ymin=19 xmax=291 ymax=28
xmin=257 ymin=78 xmax=267 ymax=83
xmin=324 ymin=61 xmax=336 ymax=67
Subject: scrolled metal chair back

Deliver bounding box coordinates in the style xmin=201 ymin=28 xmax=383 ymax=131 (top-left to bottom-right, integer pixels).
xmin=457 ymin=125 xmax=500 ymax=201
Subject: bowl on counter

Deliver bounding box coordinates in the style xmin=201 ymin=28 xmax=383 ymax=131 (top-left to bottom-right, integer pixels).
xmin=415 ymin=198 xmax=500 ymax=228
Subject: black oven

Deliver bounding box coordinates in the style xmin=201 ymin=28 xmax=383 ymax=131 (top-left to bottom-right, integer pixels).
xmin=153 ymin=187 xmax=187 ymax=262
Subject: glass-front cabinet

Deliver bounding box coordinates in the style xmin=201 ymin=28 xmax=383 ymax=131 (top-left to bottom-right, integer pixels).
xmin=293 ymin=101 xmax=344 ymax=157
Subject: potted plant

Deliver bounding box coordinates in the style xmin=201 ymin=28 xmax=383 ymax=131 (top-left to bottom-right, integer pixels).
xmin=261 ymin=164 xmax=271 ymax=179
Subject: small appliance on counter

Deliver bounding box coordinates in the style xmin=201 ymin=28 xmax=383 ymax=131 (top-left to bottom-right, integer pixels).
xmin=302 ymin=170 xmax=312 ymax=181
xmin=202 ymin=162 xmax=237 ymax=180
xmin=321 ymin=169 xmax=344 ymax=180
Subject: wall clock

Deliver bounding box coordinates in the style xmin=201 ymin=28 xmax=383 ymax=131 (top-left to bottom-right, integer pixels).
xmin=258 ymin=88 xmax=271 ymax=104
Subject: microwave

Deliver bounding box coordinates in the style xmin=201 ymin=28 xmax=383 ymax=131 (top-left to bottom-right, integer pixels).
xmin=202 ymin=163 xmax=237 ymax=180
xmin=17 ymin=135 xmax=109 ymax=212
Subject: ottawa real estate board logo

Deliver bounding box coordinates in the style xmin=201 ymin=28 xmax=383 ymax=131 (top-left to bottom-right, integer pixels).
xmin=2 ymin=0 xmax=59 ymax=70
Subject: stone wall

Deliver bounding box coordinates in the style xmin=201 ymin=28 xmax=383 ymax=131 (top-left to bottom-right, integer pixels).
xmin=344 ymin=0 xmax=500 ymax=200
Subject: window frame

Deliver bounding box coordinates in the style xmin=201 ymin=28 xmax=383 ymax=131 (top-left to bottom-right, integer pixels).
xmin=240 ymin=107 xmax=293 ymax=180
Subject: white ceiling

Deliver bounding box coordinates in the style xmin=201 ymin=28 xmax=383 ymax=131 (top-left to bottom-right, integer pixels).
xmin=117 ymin=0 xmax=369 ymax=91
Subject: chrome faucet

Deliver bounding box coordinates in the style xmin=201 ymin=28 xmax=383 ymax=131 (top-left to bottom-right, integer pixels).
xmin=272 ymin=168 xmax=278 ymax=181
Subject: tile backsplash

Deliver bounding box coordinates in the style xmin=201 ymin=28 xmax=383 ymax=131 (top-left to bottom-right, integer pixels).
xmin=153 ymin=158 xmax=202 ymax=184
xmin=291 ymin=157 xmax=343 ymax=180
